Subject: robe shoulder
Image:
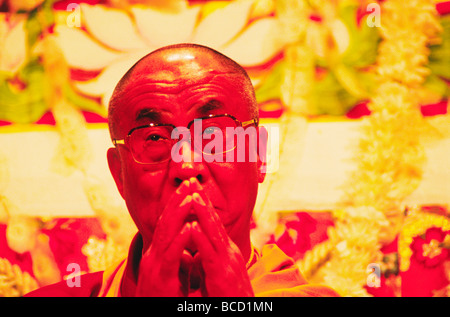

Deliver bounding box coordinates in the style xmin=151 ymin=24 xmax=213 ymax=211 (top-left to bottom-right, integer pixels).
xmin=250 ymin=244 xmax=340 ymax=297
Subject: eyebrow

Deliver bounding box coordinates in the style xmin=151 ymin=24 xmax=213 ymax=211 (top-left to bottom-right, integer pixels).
xmin=135 ymin=108 xmax=163 ymax=123
xmin=196 ymin=99 xmax=224 ymax=116
xmin=134 ymin=99 xmax=223 ymax=124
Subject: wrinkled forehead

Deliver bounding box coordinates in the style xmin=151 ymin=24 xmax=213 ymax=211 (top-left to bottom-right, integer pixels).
xmin=114 ymin=51 xmax=249 ymax=110
xmin=108 ymin=48 xmax=255 ymax=137
xmin=125 ymin=49 xmax=240 ymax=86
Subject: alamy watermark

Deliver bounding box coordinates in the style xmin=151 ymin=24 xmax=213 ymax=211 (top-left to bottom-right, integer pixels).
xmin=65 ymin=263 xmax=81 ymax=287
xmin=366 ymin=3 xmax=381 ymax=28
xmin=66 ymin=3 xmax=81 ymax=28
xmin=366 ymin=263 xmax=381 ymax=288
xmin=168 ymin=120 xmax=280 ymax=174
xmin=65 ymin=2 xmax=381 ymax=29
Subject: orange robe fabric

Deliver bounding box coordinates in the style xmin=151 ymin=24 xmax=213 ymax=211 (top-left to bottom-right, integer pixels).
xmin=25 ymin=234 xmax=339 ymax=297
xmin=248 ymin=244 xmax=339 ymax=297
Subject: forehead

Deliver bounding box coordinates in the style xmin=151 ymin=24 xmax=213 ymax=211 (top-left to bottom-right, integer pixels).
xmin=125 ymin=48 xmax=236 ymax=85
xmin=111 ymin=50 xmax=253 ymax=135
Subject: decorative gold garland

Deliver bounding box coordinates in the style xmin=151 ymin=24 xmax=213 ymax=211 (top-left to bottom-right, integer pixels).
xmin=81 ymin=236 xmax=128 ymax=273
xmin=297 ymin=0 xmax=444 ymax=296
xmin=297 ymin=226 xmax=337 ymax=281
xmin=0 ymin=258 xmax=38 ymax=297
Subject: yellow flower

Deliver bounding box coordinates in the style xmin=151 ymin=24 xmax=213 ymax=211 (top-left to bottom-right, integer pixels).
xmin=82 ymin=236 xmax=127 ymax=273
xmin=376 ymin=0 xmax=442 ymax=87
xmin=6 ymin=216 xmax=40 ymax=254
xmin=0 ymin=258 xmax=38 ymax=297
xmin=50 ymin=98 xmax=92 ymax=176
xmin=320 ymin=0 xmax=443 ymax=296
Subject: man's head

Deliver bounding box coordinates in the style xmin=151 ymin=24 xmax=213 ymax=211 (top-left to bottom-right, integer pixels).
xmin=107 ymin=43 xmax=267 ymax=255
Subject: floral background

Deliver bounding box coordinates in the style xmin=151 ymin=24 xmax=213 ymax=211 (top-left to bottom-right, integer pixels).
xmin=0 ymin=0 xmax=449 ymax=296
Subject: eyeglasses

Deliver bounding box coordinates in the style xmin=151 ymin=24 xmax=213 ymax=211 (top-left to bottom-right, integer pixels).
xmin=112 ymin=114 xmax=258 ymax=164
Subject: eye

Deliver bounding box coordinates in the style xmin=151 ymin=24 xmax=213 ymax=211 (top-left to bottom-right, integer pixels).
xmin=140 ymin=126 xmax=172 ymax=143
xmin=203 ymin=126 xmax=221 ymax=136
xmin=146 ymin=133 xmax=167 ymax=142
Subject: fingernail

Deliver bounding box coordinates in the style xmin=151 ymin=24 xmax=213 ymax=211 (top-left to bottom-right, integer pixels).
xmin=181 ymin=222 xmax=191 ymax=234
xmin=180 ymin=195 xmax=192 ymax=207
xmin=191 ymin=221 xmax=199 ymax=230
xmin=192 ymin=193 xmax=205 ymax=206
xmin=176 ymin=180 xmax=190 ymax=194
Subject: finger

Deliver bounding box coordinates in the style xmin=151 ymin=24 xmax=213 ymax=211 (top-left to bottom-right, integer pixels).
xmin=138 ymin=223 xmax=192 ymax=297
xmin=154 ymin=180 xmax=191 ymax=236
xmin=189 ymin=178 xmax=225 ymax=228
xmin=189 ymin=177 xmax=225 ymax=224
xmin=161 ymin=222 xmax=193 ymax=266
xmin=158 ymin=223 xmax=192 ymax=293
xmin=158 ymin=179 xmax=191 ymax=224
xmin=191 ymin=192 xmax=228 ymax=250
xmin=152 ymin=193 xmax=193 ymax=253
xmin=188 ymin=178 xmax=212 ymax=208
xmin=190 ymin=221 xmax=216 ymax=267
xmin=188 ymin=177 xmax=230 ymax=252
xmin=143 ymin=222 xmax=191 ymax=277
xmin=167 ymin=222 xmax=197 ymax=295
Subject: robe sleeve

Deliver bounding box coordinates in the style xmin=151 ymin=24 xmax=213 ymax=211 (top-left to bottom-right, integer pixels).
xmin=248 ymin=244 xmax=340 ymax=297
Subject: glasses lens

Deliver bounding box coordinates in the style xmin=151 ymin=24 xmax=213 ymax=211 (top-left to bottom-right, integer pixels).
xmin=129 ymin=126 xmax=173 ymax=163
xmin=199 ymin=116 xmax=237 ymax=156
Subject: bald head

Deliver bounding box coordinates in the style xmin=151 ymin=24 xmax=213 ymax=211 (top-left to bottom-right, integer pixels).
xmin=108 ymin=44 xmax=258 ymax=138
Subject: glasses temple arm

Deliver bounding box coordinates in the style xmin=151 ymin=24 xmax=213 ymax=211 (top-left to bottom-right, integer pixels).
xmin=241 ymin=118 xmax=259 ymax=127
xmin=113 ymin=139 xmax=125 ymax=146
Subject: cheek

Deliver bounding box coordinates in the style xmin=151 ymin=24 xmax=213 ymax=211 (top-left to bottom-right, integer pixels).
xmin=210 ymin=162 xmax=259 ymax=212
xmin=208 ymin=162 xmax=259 ymax=242
xmin=121 ymin=163 xmax=169 ymax=230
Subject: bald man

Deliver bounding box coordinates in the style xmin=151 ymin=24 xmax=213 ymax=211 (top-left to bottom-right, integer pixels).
xmin=26 ymin=44 xmax=339 ymax=297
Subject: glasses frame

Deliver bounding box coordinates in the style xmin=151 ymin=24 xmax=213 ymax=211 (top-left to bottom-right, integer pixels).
xmin=112 ymin=113 xmax=259 ymax=164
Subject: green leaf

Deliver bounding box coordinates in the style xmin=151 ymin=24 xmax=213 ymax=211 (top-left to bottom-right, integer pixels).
xmin=25 ymin=8 xmax=42 ymax=50
xmin=333 ymin=63 xmax=370 ymax=99
xmin=338 ymin=2 xmax=380 ymax=68
xmin=0 ymin=60 xmax=50 ymax=124
xmin=24 ymin=0 xmax=57 ymax=49
xmin=423 ymin=74 xmax=450 ymax=98
xmin=311 ymin=70 xmax=363 ymax=116
xmin=428 ymin=16 xmax=450 ymax=80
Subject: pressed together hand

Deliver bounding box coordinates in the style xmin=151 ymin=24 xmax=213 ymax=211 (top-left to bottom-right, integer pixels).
xmin=135 ymin=177 xmax=254 ymax=297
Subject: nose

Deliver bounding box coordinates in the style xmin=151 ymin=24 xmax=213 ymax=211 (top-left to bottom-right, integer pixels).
xmin=169 ymin=140 xmax=207 ymax=187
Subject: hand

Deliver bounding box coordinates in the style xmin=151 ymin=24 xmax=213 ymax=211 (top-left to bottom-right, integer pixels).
xmin=189 ymin=178 xmax=254 ymax=297
xmin=135 ymin=180 xmax=194 ymax=297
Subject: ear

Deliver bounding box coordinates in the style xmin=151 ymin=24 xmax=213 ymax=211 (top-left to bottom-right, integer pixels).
xmin=257 ymin=126 xmax=268 ymax=183
xmin=107 ymin=147 xmax=125 ymax=199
